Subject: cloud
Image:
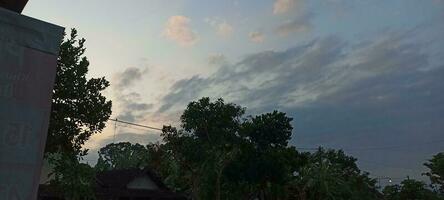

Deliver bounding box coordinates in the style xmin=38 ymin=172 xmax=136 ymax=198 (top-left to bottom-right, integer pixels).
xmin=208 ymin=53 xmax=227 ymax=65
xmin=155 ymin=29 xmax=444 ymax=180
xmin=112 ymin=67 xmax=147 ymax=89
xmin=276 ymin=12 xmax=313 ymax=36
xmin=163 ymin=15 xmax=198 ymax=46
xmin=205 ymin=18 xmax=234 ymax=38
xmin=273 ymin=0 xmax=298 ymax=15
xmin=156 ymin=29 xmax=439 ymax=116
xmin=217 ymin=22 xmax=234 ymax=37
xmin=111 ymin=67 xmax=152 ymax=123
xmin=249 ymin=31 xmax=265 ymax=43
xmin=115 ymin=92 xmax=153 ymax=122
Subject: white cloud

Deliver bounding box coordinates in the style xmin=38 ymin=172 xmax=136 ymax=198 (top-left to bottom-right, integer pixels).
xmin=205 ymin=18 xmax=234 ymax=38
xmin=273 ymin=0 xmax=297 ymax=15
xmin=249 ymin=31 xmax=265 ymax=43
xmin=163 ymin=15 xmax=198 ymax=46
xmin=217 ymin=22 xmax=234 ymax=37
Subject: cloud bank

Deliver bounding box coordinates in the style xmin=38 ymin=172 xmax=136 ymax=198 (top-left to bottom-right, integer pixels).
xmin=157 ymin=29 xmax=443 ymax=137
xmin=155 ymin=28 xmax=443 ymax=179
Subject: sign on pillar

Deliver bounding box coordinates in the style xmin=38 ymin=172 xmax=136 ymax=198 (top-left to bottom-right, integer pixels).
xmin=0 ymin=6 xmax=64 ymax=200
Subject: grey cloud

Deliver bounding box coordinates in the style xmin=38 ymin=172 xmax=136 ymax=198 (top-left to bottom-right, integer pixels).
xmin=275 ymin=12 xmax=313 ymax=36
xmin=116 ymin=92 xmax=153 ymax=122
xmin=113 ymin=67 xmax=147 ymax=90
xmin=157 ymin=76 xmax=208 ymax=113
xmin=208 ymin=53 xmax=227 ymax=65
xmin=112 ymin=67 xmax=152 ymax=123
xmin=157 ymin=36 xmax=347 ymax=113
xmin=156 ymin=30 xmax=441 ymax=128
xmin=126 ymin=102 xmax=153 ymax=111
xmin=249 ymin=31 xmax=265 ymax=43
xmin=156 ymin=27 xmax=443 ymax=180
xmin=290 ymin=66 xmax=444 ymax=181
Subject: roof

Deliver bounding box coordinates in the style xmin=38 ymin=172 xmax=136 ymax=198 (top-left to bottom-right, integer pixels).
xmin=95 ymin=188 xmax=187 ymax=199
xmin=0 ymin=0 xmax=29 ymax=13
xmin=39 ymin=168 xmax=187 ymax=199
xmin=95 ymin=168 xmax=168 ymax=190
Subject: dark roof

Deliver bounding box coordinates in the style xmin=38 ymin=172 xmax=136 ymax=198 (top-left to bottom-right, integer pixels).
xmin=96 ymin=168 xmax=168 ymax=190
xmin=39 ymin=168 xmax=187 ymax=200
xmin=95 ymin=188 xmax=186 ymax=199
xmin=0 ymin=0 xmax=29 ymax=13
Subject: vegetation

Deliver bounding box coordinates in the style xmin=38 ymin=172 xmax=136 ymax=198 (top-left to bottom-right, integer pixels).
xmin=95 ymin=142 xmax=151 ymax=171
xmin=91 ymin=97 xmax=444 ymax=200
xmin=46 ymin=28 xmax=112 ymax=156
xmin=383 ymin=179 xmax=443 ymax=200
xmin=46 ymin=29 xmax=112 ymax=199
xmin=45 ymin=30 xmax=443 ymax=200
xmin=91 ymin=98 xmax=380 ymax=199
xmin=424 ymin=152 xmax=444 ymax=194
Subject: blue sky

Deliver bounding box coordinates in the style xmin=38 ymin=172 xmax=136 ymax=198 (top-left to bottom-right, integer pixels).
xmin=24 ymin=0 xmax=444 ymax=183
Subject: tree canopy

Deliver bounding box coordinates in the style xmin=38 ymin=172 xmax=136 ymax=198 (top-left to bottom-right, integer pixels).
xmin=383 ymin=179 xmax=443 ymax=200
xmin=95 ymin=142 xmax=151 ymax=171
xmin=425 ymin=152 xmax=444 ymax=194
xmin=46 ymin=28 xmax=112 ymax=156
xmin=159 ymin=97 xmax=380 ymax=200
xmin=71 ymin=96 xmax=443 ymax=200
xmin=45 ymin=29 xmax=112 ymax=200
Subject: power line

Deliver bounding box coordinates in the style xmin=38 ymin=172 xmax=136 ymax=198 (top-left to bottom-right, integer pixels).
xmin=107 ymin=118 xmax=442 ymax=153
xmin=113 ymin=119 xmax=118 ymax=143
xmin=339 ymin=139 xmax=444 ymax=152
xmin=108 ymin=118 xmax=163 ymax=131
xmin=296 ymin=139 xmax=444 ymax=152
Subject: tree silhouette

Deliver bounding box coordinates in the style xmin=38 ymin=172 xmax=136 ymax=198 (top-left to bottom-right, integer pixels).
xmin=45 ymin=28 xmax=112 ymax=156
xmin=45 ymin=29 xmax=112 ymax=200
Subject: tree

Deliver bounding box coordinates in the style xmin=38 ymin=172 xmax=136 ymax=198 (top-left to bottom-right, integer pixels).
xmin=224 ymin=111 xmax=301 ymax=199
xmin=382 ymin=184 xmax=401 ymax=200
xmin=46 ymin=29 xmax=112 ymax=200
xmin=241 ymin=111 xmax=293 ymax=148
xmin=162 ymin=97 xmax=245 ymax=200
xmin=46 ymin=28 xmax=112 ymax=156
xmin=48 ymin=153 xmax=96 ymax=200
xmin=161 ymin=97 xmax=381 ymax=200
xmin=425 ymin=152 xmax=444 ymax=193
xmin=290 ymin=148 xmax=380 ymax=200
xmin=162 ymin=98 xmax=308 ymax=200
xmin=95 ymin=142 xmax=150 ymax=171
xmin=383 ymin=179 xmax=443 ymax=200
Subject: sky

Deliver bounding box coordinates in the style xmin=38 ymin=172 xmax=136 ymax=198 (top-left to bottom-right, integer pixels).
xmin=24 ymin=0 xmax=444 ymax=184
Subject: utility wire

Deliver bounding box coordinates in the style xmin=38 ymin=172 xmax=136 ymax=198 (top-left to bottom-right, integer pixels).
xmin=108 ymin=118 xmax=163 ymax=131
xmin=113 ymin=119 xmax=118 ymax=143
xmin=94 ymin=119 xmax=435 ymax=182
xmin=107 ymin=119 xmax=442 ymax=153
xmin=338 ymin=139 xmax=444 ymax=152
xmin=296 ymin=139 xmax=444 ymax=152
